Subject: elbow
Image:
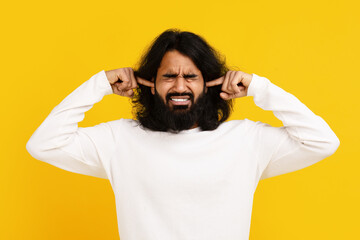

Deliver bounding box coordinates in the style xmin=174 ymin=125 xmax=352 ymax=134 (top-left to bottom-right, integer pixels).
xmin=26 ymin=138 xmax=46 ymax=161
xmin=302 ymin=134 xmax=340 ymax=160
xmin=318 ymin=135 xmax=340 ymax=158
xmin=328 ymin=135 xmax=340 ymax=156
xmin=26 ymin=139 xmax=39 ymax=159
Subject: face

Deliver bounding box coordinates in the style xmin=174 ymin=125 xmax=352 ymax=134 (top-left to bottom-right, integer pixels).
xmin=151 ymin=50 xmax=206 ymax=111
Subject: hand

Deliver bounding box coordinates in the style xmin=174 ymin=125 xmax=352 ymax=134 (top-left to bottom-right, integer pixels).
xmin=206 ymin=70 xmax=253 ymax=100
xmin=105 ymin=68 xmax=154 ymax=97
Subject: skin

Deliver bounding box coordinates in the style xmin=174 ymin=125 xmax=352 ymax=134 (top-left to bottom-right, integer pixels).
xmin=206 ymin=69 xmax=253 ymax=100
xmin=105 ymin=50 xmax=254 ymax=102
xmin=105 ymin=58 xmax=253 ymax=130
xmin=150 ymin=50 xmax=205 ymax=110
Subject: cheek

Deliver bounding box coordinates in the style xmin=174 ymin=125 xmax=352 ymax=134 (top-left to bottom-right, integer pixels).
xmin=192 ymin=83 xmax=205 ymax=99
xmin=154 ymin=83 xmax=170 ymax=100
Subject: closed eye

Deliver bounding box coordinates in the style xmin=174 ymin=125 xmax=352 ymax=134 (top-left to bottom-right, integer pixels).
xmin=162 ymin=73 xmax=199 ymax=80
xmin=183 ymin=74 xmax=198 ymax=79
xmin=163 ymin=74 xmax=178 ymax=78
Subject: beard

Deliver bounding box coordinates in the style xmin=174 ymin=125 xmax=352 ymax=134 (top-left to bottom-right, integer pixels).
xmin=150 ymin=90 xmax=207 ymax=133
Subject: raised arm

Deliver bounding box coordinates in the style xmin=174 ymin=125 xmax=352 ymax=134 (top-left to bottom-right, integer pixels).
xmin=207 ymin=71 xmax=340 ymax=180
xmin=26 ymin=68 xmax=151 ymax=179
xmin=25 ymin=70 xmax=115 ymax=178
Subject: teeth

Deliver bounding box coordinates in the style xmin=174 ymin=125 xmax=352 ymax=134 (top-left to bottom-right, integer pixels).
xmin=171 ymin=98 xmax=188 ymax=102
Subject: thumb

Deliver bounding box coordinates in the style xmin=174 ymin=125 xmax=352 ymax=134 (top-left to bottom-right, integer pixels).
xmin=220 ymin=92 xmax=230 ymax=100
xmin=124 ymin=89 xmax=134 ymax=98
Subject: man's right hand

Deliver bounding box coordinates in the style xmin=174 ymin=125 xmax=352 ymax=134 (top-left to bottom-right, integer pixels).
xmin=105 ymin=68 xmax=154 ymax=97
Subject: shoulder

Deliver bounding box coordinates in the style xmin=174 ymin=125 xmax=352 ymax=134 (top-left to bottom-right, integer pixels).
xmin=220 ymin=118 xmax=259 ymax=129
xmin=221 ymin=119 xmax=278 ymax=136
xmin=77 ymin=119 xmax=139 ymax=140
xmin=104 ymin=118 xmax=141 ymax=132
xmin=215 ymin=119 xmax=258 ymax=134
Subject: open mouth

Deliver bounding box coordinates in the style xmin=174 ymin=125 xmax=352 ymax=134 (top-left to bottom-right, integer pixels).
xmin=166 ymin=93 xmax=193 ymax=107
xmin=169 ymin=96 xmax=191 ymax=105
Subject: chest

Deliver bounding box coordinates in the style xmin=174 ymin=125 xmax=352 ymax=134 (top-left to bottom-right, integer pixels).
xmin=111 ymin=132 xmax=258 ymax=200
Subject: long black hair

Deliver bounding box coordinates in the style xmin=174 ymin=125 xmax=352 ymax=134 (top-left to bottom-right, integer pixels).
xmin=133 ymin=28 xmax=233 ymax=131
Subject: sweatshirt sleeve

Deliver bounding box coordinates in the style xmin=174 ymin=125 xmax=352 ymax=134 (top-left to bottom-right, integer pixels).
xmin=26 ymin=70 xmax=115 ymax=179
xmin=247 ymin=74 xmax=340 ymax=180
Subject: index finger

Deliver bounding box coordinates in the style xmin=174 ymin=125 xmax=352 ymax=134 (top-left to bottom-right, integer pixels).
xmin=206 ymin=76 xmax=225 ymax=87
xmin=136 ymin=77 xmax=154 ymax=88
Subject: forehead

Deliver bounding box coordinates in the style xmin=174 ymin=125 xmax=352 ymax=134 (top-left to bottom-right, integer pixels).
xmin=158 ymin=50 xmax=200 ymax=73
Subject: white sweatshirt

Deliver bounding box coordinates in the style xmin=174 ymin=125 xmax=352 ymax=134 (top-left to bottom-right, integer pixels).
xmin=26 ymin=70 xmax=340 ymax=240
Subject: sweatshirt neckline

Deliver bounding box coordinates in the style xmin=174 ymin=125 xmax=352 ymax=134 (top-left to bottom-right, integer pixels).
xmin=178 ymin=127 xmax=201 ymax=134
xmin=164 ymin=126 xmax=201 ymax=135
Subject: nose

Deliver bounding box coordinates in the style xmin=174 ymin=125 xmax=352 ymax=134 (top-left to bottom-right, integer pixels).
xmin=173 ymin=76 xmax=187 ymax=93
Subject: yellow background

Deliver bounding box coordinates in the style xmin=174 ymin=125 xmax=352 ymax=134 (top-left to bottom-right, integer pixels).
xmin=1 ymin=0 xmax=358 ymax=239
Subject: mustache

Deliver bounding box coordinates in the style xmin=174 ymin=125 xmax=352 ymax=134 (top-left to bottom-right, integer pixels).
xmin=166 ymin=92 xmax=194 ymax=103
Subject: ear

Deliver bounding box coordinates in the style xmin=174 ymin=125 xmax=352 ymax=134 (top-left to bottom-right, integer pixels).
xmin=151 ymin=77 xmax=155 ymax=95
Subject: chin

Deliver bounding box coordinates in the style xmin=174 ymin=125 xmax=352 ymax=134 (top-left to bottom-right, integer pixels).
xmin=170 ymin=105 xmax=191 ymax=112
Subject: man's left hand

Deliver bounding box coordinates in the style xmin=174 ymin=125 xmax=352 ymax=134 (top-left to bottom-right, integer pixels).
xmin=206 ymin=71 xmax=253 ymax=100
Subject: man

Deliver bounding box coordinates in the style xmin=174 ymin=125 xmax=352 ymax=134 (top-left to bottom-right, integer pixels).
xmin=26 ymin=29 xmax=340 ymax=240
